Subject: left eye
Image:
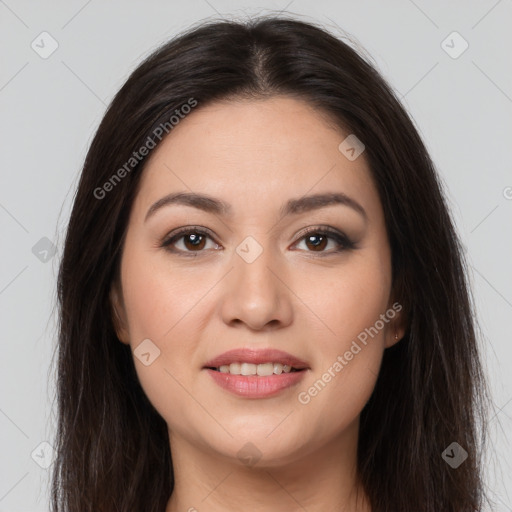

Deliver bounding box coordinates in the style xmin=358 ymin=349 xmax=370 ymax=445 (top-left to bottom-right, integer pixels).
xmin=294 ymin=231 xmax=345 ymax=252
xmin=292 ymin=227 xmax=355 ymax=253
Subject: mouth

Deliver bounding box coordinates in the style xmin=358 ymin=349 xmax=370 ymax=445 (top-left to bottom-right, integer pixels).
xmin=202 ymin=348 xmax=310 ymax=374
xmin=202 ymin=348 xmax=310 ymax=398
xmin=205 ymin=362 xmax=306 ymax=376
xmin=204 ymin=364 xmax=308 ymax=399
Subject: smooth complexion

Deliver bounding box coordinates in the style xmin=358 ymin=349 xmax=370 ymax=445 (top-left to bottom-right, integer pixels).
xmin=110 ymin=96 xmax=405 ymax=512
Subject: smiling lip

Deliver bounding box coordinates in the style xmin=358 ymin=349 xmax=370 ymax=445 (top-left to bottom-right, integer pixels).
xmin=203 ymin=348 xmax=309 ymax=369
xmin=203 ymin=348 xmax=310 ymax=399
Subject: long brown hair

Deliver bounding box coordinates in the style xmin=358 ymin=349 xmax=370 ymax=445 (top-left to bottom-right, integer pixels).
xmin=51 ymin=15 xmax=491 ymax=511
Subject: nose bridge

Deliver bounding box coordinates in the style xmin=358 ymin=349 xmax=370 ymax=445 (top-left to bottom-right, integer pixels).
xmin=220 ymin=235 xmax=292 ymax=330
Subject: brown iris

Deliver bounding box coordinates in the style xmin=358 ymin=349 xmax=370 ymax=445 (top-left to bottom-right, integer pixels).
xmin=304 ymin=233 xmax=328 ymax=251
xmin=183 ymin=233 xmax=207 ymax=251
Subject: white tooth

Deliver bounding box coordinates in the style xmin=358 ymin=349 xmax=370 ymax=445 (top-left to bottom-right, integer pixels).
xmin=257 ymin=363 xmax=274 ymax=376
xmin=229 ymin=363 xmax=242 ymax=375
xmin=273 ymin=363 xmax=283 ymax=375
xmin=241 ymin=363 xmax=257 ymax=375
xmin=222 ymin=362 xmax=298 ymax=375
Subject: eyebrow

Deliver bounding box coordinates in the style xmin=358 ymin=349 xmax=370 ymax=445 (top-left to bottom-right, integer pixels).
xmin=144 ymin=191 xmax=367 ymax=222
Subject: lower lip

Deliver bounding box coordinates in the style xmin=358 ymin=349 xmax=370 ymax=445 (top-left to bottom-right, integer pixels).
xmin=204 ymin=368 xmax=307 ymax=398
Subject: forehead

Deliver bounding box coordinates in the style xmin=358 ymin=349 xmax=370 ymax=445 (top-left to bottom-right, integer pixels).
xmin=134 ymin=96 xmax=380 ymax=221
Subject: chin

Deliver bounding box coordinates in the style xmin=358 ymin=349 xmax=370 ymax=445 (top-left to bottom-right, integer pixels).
xmin=210 ymin=431 xmax=311 ymax=469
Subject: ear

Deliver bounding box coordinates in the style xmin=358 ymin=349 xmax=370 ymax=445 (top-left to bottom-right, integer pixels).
xmin=110 ymin=281 xmax=130 ymax=345
xmin=384 ymin=300 xmax=407 ymax=349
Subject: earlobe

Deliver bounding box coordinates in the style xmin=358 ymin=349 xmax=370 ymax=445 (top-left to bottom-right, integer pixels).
xmin=385 ymin=302 xmax=407 ymax=348
xmin=386 ymin=329 xmax=404 ymax=348
xmin=109 ymin=284 xmax=130 ymax=345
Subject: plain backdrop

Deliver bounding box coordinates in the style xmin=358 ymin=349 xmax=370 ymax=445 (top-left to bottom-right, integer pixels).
xmin=0 ymin=1 xmax=511 ymax=510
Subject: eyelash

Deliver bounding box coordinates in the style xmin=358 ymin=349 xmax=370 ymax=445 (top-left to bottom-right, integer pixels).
xmin=160 ymin=225 xmax=356 ymax=257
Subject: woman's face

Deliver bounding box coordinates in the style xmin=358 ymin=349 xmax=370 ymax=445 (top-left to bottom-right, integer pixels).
xmin=112 ymin=96 xmax=403 ymax=467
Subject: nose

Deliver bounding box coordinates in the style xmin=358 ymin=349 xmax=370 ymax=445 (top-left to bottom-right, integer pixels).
xmin=220 ymin=242 xmax=293 ymax=332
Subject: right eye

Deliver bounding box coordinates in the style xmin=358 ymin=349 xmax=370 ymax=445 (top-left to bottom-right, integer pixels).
xmin=161 ymin=227 xmax=221 ymax=255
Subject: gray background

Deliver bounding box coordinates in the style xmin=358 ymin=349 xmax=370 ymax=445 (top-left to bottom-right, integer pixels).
xmin=0 ymin=0 xmax=511 ymax=510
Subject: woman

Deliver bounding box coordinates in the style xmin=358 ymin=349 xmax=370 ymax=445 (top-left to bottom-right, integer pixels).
xmin=51 ymin=15 xmax=490 ymax=512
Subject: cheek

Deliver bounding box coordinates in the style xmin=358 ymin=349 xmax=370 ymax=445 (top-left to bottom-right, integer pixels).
xmin=121 ymin=243 xmax=204 ymax=345
xmin=294 ymin=253 xmax=391 ymax=423
xmin=302 ymin=251 xmax=391 ymax=354
xmin=119 ymin=250 xmax=210 ymax=434
xmin=119 ymin=245 xmax=212 ymax=402
xmin=119 ymin=242 xmax=235 ymax=387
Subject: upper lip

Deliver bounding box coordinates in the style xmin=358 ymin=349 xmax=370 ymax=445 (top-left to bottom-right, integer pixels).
xmin=203 ymin=348 xmax=310 ymax=370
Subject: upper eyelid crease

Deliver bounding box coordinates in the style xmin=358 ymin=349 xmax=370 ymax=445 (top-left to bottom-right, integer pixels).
xmin=145 ymin=191 xmax=367 ymax=223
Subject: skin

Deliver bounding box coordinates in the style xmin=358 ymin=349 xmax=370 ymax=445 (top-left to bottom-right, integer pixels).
xmin=111 ymin=96 xmax=405 ymax=512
